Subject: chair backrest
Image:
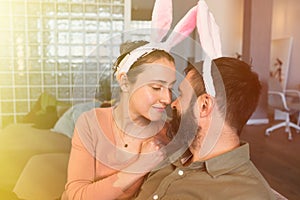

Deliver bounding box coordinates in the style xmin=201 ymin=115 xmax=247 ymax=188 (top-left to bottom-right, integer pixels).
xmin=268 ymin=77 xmax=288 ymax=111
xmin=269 ymin=77 xmax=283 ymax=92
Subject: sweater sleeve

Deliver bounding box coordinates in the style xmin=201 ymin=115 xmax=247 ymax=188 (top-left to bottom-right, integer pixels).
xmin=64 ymin=127 xmax=124 ymax=200
xmin=62 ymin=110 xmax=148 ymax=200
xmin=62 ymin=112 xmax=126 ymax=200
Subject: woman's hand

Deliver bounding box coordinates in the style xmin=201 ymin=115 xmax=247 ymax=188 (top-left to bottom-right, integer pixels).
xmin=140 ymin=137 xmax=164 ymax=153
xmin=123 ymin=137 xmax=166 ymax=174
xmin=114 ymin=137 xmax=167 ymax=191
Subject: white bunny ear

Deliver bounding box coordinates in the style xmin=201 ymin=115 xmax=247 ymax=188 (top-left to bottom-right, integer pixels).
xmin=165 ymin=5 xmax=198 ymax=51
xmin=195 ymin=1 xmax=223 ymax=159
xmin=197 ymin=0 xmax=222 ymax=59
xmin=150 ymin=0 xmax=173 ymax=43
xmin=195 ymin=0 xmax=222 ymax=97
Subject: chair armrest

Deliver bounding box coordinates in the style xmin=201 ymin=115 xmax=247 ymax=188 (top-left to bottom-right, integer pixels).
xmin=285 ymin=89 xmax=300 ymax=101
xmin=268 ymin=91 xmax=290 ymax=111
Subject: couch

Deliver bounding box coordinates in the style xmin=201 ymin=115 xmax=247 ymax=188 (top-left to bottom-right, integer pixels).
xmin=0 ymin=101 xmax=101 ymax=200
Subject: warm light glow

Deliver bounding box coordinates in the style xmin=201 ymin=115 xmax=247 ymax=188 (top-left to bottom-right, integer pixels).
xmin=272 ymin=0 xmax=289 ymax=38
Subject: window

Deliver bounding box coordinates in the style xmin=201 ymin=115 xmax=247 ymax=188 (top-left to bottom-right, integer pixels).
xmin=0 ymin=0 xmax=153 ymax=128
xmin=0 ymin=0 xmax=130 ymax=128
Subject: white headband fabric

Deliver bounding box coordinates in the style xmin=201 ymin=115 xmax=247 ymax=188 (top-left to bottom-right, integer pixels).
xmin=115 ymin=44 xmax=165 ymax=81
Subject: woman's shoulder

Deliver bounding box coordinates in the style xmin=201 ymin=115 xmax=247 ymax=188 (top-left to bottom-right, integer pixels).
xmin=83 ymin=107 xmax=113 ymax=120
xmin=75 ymin=107 xmax=114 ymax=143
xmin=75 ymin=107 xmax=113 ymax=130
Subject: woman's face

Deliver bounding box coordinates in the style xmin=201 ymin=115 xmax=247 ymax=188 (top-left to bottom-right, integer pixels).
xmin=128 ymin=58 xmax=176 ymax=124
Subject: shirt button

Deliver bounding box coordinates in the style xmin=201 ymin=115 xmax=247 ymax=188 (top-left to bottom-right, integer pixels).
xmin=178 ymin=170 xmax=184 ymax=176
xmin=153 ymin=194 xmax=159 ymax=200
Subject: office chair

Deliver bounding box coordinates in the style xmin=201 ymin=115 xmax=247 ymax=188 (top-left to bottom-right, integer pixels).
xmin=265 ymin=78 xmax=300 ymax=140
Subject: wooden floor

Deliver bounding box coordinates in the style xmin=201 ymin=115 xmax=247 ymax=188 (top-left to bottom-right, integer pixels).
xmin=241 ymin=122 xmax=300 ymax=200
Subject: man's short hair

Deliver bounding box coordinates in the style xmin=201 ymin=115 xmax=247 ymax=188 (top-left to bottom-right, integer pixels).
xmin=185 ymin=57 xmax=261 ymax=135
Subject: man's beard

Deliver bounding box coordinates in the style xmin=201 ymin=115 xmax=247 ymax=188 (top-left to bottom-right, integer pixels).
xmin=165 ymin=99 xmax=199 ymax=156
xmin=167 ymin=106 xmax=181 ymax=139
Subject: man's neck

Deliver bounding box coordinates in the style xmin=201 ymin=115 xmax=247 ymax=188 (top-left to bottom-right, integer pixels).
xmin=191 ymin=126 xmax=240 ymax=162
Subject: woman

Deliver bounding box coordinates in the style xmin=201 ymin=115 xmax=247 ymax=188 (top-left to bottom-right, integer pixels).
xmin=62 ymin=41 xmax=176 ymax=200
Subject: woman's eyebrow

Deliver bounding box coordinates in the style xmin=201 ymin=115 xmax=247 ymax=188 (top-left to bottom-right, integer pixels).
xmin=151 ymin=80 xmax=176 ymax=85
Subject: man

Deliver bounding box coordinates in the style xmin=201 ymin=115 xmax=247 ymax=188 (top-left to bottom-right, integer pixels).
xmin=134 ymin=57 xmax=275 ymax=200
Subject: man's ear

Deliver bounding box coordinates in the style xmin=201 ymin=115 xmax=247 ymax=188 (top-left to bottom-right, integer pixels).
xmin=197 ymin=94 xmax=214 ymax=117
xmin=119 ymin=74 xmax=129 ymax=92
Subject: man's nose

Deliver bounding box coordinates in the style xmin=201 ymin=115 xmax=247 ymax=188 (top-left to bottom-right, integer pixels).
xmin=171 ymin=99 xmax=178 ymax=109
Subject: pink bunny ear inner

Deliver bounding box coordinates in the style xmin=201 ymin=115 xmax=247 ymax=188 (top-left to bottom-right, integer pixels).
xmin=165 ymin=5 xmax=198 ymax=50
xmin=196 ymin=0 xmax=222 ymax=59
xmin=150 ymin=0 xmax=173 ymax=43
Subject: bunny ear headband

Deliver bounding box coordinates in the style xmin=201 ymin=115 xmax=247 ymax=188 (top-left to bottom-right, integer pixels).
xmin=115 ymin=0 xmax=222 ymax=97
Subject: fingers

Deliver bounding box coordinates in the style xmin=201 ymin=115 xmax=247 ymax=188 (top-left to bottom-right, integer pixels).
xmin=122 ymin=137 xmax=167 ymax=174
xmin=124 ymin=149 xmax=165 ymax=174
xmin=141 ymin=143 xmax=160 ymax=153
xmin=140 ymin=138 xmax=165 ymax=154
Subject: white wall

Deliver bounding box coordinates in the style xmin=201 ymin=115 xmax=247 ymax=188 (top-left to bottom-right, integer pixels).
xmin=207 ymin=0 xmax=244 ymax=57
xmin=207 ymin=0 xmax=299 ymax=89
xmin=272 ymin=0 xmax=300 ymax=89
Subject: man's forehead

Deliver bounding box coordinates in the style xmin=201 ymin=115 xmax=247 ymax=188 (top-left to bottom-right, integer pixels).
xmin=179 ymin=73 xmax=194 ymax=93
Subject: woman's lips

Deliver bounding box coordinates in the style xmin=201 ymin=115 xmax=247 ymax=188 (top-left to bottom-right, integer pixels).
xmin=153 ymin=106 xmax=166 ymax=112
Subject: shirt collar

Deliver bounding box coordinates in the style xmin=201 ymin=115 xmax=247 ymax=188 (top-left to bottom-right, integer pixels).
xmin=205 ymin=142 xmax=250 ymax=177
xmin=173 ymin=142 xmax=250 ymax=177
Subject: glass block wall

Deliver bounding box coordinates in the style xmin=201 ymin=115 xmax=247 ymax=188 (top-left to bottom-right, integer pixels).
xmin=0 ymin=0 xmax=149 ymax=128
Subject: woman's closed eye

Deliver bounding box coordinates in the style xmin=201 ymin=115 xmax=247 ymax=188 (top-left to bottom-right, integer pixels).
xmin=149 ymin=83 xmax=174 ymax=94
xmin=150 ymin=84 xmax=163 ymax=91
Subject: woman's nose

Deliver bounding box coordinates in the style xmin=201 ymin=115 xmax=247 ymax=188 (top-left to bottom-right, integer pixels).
xmin=159 ymin=88 xmax=172 ymax=105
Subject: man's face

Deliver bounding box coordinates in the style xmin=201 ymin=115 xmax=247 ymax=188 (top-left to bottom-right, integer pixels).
xmin=171 ymin=71 xmax=195 ymax=115
xmin=169 ymin=71 xmax=199 ymax=145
